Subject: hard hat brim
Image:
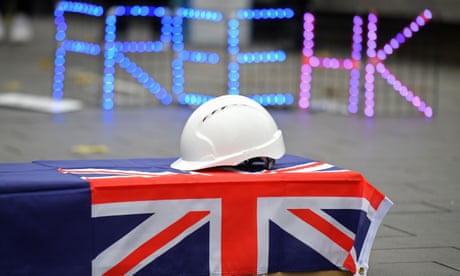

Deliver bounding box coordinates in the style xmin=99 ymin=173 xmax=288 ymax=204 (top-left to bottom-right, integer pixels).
xmin=170 ymin=158 xmax=219 ymax=171
xmin=170 ymin=130 xmax=285 ymax=171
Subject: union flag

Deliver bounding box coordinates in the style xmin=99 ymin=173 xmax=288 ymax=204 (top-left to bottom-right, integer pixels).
xmin=59 ymin=155 xmax=392 ymax=276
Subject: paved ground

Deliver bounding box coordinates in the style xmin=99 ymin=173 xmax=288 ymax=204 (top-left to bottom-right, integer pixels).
xmin=1 ymin=14 xmax=459 ymax=275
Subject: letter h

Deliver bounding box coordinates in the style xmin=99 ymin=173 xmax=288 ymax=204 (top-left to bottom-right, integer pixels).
xmin=299 ymin=13 xmax=363 ymax=114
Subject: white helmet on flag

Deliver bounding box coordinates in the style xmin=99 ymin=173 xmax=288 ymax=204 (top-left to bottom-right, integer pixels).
xmin=171 ymin=95 xmax=285 ymax=171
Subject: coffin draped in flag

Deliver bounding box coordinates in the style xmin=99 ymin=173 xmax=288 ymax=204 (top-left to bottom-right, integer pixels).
xmin=0 ymin=155 xmax=392 ymax=276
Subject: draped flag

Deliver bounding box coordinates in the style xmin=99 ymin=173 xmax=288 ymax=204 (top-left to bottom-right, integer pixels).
xmin=0 ymin=155 xmax=392 ymax=276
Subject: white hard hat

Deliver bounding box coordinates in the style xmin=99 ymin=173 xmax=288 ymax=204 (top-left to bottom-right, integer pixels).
xmin=171 ymin=95 xmax=285 ymax=171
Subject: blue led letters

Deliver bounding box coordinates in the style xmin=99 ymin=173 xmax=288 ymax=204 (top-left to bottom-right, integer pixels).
xmin=53 ymin=2 xmax=297 ymax=109
xmin=103 ymin=5 xmax=173 ymax=110
xmin=53 ymin=1 xmax=104 ymax=100
xmin=228 ymin=8 xmax=295 ymax=106
xmin=53 ymin=2 xmax=433 ymax=116
xmin=172 ymin=8 xmax=223 ymax=106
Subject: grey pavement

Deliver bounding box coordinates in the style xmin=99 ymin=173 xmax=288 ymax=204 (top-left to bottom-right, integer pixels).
xmin=1 ymin=14 xmax=460 ymax=276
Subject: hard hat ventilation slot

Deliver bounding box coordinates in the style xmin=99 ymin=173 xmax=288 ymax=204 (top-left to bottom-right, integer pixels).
xmin=201 ymin=103 xmax=249 ymax=123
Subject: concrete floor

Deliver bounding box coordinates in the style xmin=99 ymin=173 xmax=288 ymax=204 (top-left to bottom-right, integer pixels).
xmin=1 ymin=14 xmax=460 ymax=275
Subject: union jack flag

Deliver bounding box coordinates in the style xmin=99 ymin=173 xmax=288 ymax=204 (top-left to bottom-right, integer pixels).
xmin=58 ymin=155 xmax=392 ymax=276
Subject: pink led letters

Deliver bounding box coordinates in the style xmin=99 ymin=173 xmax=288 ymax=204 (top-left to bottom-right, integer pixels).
xmin=54 ymin=3 xmax=434 ymax=117
xmin=300 ymin=13 xmax=362 ymax=113
xmin=300 ymin=9 xmax=433 ymax=117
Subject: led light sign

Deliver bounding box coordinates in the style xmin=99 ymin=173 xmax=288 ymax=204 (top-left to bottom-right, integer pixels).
xmin=103 ymin=5 xmax=173 ymax=110
xmin=299 ymin=13 xmax=362 ymax=113
xmin=363 ymin=10 xmax=433 ymax=118
xmin=53 ymin=1 xmax=104 ymax=100
xmin=54 ymin=2 xmax=434 ymax=116
xmin=171 ymin=8 xmax=223 ymax=106
xmin=228 ymin=8 xmax=295 ymax=106
xmin=300 ymin=9 xmax=433 ymax=117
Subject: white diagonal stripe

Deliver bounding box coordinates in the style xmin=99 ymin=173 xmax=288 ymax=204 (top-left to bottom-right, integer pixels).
xmin=92 ymin=199 xmax=221 ymax=276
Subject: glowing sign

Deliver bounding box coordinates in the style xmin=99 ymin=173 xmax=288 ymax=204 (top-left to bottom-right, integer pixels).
xmin=103 ymin=5 xmax=173 ymax=110
xmin=228 ymin=8 xmax=295 ymax=106
xmin=300 ymin=9 xmax=433 ymax=117
xmin=364 ymin=10 xmax=433 ymax=118
xmin=53 ymin=2 xmax=434 ymax=116
xmin=172 ymin=8 xmax=223 ymax=106
xmin=52 ymin=1 xmax=104 ymax=100
xmin=299 ymin=13 xmax=363 ymax=113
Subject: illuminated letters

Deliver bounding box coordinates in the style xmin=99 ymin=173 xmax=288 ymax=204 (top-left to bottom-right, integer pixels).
xmin=299 ymin=13 xmax=363 ymax=113
xmin=300 ymin=10 xmax=433 ymax=117
xmin=228 ymin=8 xmax=295 ymax=106
xmin=364 ymin=10 xmax=433 ymax=118
xmin=53 ymin=2 xmax=434 ymax=116
xmin=53 ymin=2 xmax=104 ymax=100
xmin=103 ymin=6 xmax=173 ymax=110
xmin=172 ymin=8 xmax=223 ymax=106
